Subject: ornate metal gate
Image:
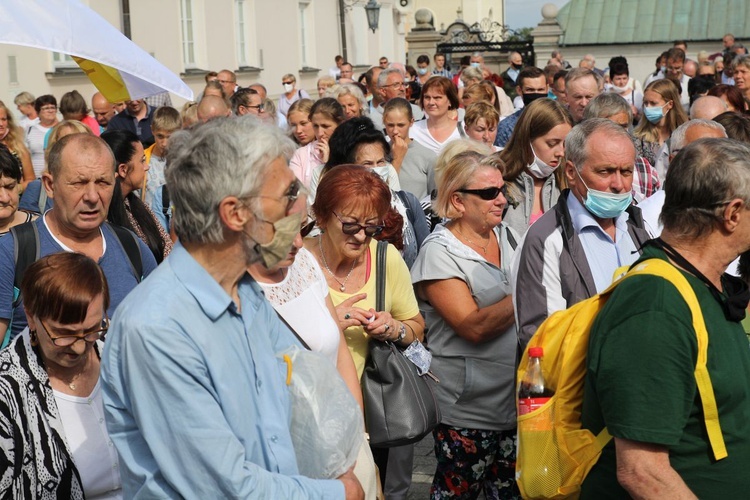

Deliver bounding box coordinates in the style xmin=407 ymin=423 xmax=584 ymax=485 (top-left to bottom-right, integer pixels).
xmin=437 ymin=19 xmax=534 ymax=67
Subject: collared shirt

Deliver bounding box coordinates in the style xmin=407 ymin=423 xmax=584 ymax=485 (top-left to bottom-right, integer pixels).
xmin=567 ymin=193 xmax=640 ymax=292
xmin=105 ymin=103 xmax=155 ymax=146
xmin=506 ymin=67 xmax=520 ymax=83
xmin=101 ymin=243 xmax=343 ymax=499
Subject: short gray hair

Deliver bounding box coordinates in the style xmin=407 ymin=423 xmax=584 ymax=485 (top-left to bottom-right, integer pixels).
xmin=583 ymin=93 xmax=632 ymax=123
xmin=166 ymin=116 xmax=296 ymax=244
xmin=460 ymin=66 xmax=483 ymax=83
xmin=565 ymin=68 xmax=604 ymax=91
xmin=662 ymin=138 xmax=750 ymax=239
xmin=565 ymin=118 xmax=633 ymax=170
xmin=329 ymin=83 xmax=369 ymax=116
xmin=670 ymin=119 xmax=727 ymax=153
xmin=377 ymin=68 xmax=402 ymax=88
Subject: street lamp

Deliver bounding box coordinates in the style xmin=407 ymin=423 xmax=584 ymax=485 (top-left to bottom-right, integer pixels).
xmin=365 ymin=0 xmax=381 ymax=33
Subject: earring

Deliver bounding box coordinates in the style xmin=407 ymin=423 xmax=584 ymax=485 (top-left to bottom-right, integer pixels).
xmin=30 ymin=330 xmax=38 ymax=346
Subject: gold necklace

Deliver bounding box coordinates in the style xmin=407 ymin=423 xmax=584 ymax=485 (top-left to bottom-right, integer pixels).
xmin=319 ymin=236 xmax=357 ymax=292
xmin=453 ymin=226 xmax=491 ymax=254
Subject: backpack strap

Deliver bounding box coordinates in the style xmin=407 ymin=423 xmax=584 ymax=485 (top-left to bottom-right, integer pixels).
xmin=456 ymin=120 xmax=467 ymax=138
xmin=105 ymin=222 xmax=144 ymax=283
xmin=162 ymin=184 xmax=170 ymax=222
xmin=375 ymin=240 xmax=388 ymax=312
xmin=37 ymin=184 xmax=48 ymax=215
xmin=614 ymin=259 xmax=728 ymax=460
xmin=505 ymin=226 xmax=518 ymax=251
xmin=10 ymin=222 xmax=40 ymax=308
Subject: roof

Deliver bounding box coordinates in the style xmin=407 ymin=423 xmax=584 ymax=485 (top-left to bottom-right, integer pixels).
xmin=557 ymin=0 xmax=750 ymax=46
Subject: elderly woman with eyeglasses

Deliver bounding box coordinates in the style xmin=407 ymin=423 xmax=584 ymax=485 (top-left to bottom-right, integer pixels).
xmin=411 ymin=149 xmax=521 ymax=499
xmin=0 ymin=252 xmax=122 ymax=499
xmin=306 ymin=164 xmax=424 ymax=498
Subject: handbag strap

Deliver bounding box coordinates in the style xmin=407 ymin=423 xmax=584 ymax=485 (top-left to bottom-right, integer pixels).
xmin=275 ymin=311 xmax=311 ymax=350
xmin=375 ymin=240 xmax=388 ymax=312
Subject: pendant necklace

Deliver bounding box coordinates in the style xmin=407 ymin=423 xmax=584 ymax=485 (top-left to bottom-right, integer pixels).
xmin=319 ymin=236 xmax=357 ymax=292
xmin=454 ymin=226 xmax=491 ymax=254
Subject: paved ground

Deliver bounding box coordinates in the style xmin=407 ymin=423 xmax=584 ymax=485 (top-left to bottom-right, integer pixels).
xmin=407 ymin=434 xmax=436 ymax=499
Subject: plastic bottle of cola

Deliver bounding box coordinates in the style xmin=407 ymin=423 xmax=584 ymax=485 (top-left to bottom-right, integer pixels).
xmin=518 ymin=347 xmax=554 ymax=415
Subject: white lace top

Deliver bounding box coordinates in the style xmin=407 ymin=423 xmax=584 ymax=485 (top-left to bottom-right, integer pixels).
xmin=257 ymin=248 xmax=340 ymax=365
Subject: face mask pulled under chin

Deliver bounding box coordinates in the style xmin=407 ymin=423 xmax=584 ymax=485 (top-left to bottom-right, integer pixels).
xmin=252 ymin=211 xmax=303 ymax=268
xmin=527 ymin=144 xmax=558 ymax=179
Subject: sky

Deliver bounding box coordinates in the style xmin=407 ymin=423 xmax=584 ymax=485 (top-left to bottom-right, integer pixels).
xmin=505 ymin=0 xmax=570 ymax=30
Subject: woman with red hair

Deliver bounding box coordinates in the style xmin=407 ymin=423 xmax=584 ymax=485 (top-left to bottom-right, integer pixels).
xmin=305 ymin=164 xmax=425 ymax=495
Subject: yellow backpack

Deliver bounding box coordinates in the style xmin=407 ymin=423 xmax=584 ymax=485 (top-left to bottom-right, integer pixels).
xmin=515 ymin=258 xmax=728 ymax=499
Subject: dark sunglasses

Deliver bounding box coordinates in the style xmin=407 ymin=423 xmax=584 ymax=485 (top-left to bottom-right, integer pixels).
xmin=300 ymin=219 xmax=316 ymax=237
xmin=333 ymin=212 xmax=384 ymax=237
xmin=457 ymin=186 xmax=507 ymax=201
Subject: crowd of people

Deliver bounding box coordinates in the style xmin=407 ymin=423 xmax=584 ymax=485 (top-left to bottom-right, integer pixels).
xmin=1 ymin=32 xmax=750 ymax=500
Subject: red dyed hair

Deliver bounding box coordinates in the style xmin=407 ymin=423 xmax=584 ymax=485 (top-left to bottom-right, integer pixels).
xmin=313 ymin=164 xmax=392 ymax=226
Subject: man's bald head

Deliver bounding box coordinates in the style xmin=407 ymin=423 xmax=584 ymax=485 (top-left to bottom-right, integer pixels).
xmin=197 ymin=96 xmax=231 ymax=122
xmin=670 ymin=119 xmax=727 ymax=159
xmin=689 ymin=96 xmax=728 ymax=120
xmin=91 ymin=92 xmax=115 ymax=128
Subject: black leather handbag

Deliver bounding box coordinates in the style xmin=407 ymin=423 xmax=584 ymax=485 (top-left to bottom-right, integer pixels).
xmin=361 ymin=241 xmax=441 ymax=447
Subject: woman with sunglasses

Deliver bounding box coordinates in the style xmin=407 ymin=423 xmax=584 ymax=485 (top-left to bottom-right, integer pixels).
xmin=247 ymin=191 xmax=378 ymax=499
xmin=411 ymin=150 xmax=521 ymax=499
xmin=306 ymin=165 xmax=425 ymax=497
xmin=0 ymin=252 xmax=122 ymax=499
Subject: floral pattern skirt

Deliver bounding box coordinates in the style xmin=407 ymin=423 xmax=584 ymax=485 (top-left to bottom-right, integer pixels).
xmin=430 ymin=424 xmax=520 ymax=500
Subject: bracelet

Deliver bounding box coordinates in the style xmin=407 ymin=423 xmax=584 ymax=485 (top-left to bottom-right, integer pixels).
xmin=395 ymin=322 xmax=407 ymax=343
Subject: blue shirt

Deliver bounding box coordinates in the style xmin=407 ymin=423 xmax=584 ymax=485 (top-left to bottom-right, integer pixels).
xmin=0 ymin=215 xmax=157 ymax=338
xmin=100 ymin=243 xmax=344 ymax=499
xmin=494 ymin=109 xmax=522 ymax=147
xmin=567 ymin=193 xmax=640 ymax=292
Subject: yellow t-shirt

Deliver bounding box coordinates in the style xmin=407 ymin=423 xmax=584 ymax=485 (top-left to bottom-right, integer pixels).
xmin=328 ymin=239 xmax=420 ymax=378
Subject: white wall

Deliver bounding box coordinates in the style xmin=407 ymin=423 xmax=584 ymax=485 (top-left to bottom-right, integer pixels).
xmin=0 ymin=0 xmax=407 ymax=120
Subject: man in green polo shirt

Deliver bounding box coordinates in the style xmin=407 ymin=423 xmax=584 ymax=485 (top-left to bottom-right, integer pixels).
xmin=581 ymin=138 xmax=750 ymax=498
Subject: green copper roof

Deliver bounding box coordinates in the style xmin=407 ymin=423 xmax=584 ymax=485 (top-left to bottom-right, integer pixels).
xmin=557 ymin=0 xmax=750 ymax=45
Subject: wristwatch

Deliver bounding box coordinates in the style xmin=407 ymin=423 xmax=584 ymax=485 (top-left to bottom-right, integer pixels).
xmin=396 ymin=323 xmax=407 ymax=342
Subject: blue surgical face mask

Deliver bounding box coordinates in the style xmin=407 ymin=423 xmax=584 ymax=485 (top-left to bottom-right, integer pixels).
xmin=575 ymin=168 xmax=632 ymax=219
xmin=417 ymin=67 xmax=428 ymax=76
xmin=471 ymin=62 xmax=481 ymax=68
xmin=643 ymin=103 xmax=666 ymax=124
xmin=372 ymin=165 xmax=391 ymax=182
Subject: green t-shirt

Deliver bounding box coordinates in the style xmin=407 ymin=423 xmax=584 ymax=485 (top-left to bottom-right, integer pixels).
xmin=580 ymin=246 xmax=750 ymax=498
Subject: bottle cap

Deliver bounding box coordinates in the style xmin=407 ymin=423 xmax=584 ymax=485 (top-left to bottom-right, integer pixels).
xmin=528 ymin=347 xmax=544 ymax=358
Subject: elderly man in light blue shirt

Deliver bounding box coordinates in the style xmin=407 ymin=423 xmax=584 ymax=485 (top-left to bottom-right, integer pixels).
xmin=101 ymin=117 xmax=363 ymax=499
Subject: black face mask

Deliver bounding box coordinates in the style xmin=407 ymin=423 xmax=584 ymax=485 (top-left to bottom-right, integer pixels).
xmin=522 ymin=93 xmax=548 ymax=107
xmin=512 ymin=63 xmax=523 ymax=70
xmin=652 ymin=238 xmax=750 ymax=322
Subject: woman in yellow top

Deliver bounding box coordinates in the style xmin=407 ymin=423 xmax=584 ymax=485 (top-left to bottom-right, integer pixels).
xmin=305 ymin=164 xmax=424 ymax=498
xmin=306 ymin=164 xmax=424 ymax=376
xmin=0 ymin=101 xmax=35 ymax=189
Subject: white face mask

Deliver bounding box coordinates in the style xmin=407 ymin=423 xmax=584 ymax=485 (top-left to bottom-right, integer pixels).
xmin=371 ymin=165 xmax=391 ymax=182
xmin=283 ymin=83 xmax=294 ymax=93
xmin=527 ymin=144 xmax=558 ymax=179
xmin=609 ymin=83 xmax=629 ymax=93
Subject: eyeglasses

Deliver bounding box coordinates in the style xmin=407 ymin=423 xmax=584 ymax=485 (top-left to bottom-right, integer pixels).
xmin=253 ymin=179 xmax=301 ymax=213
xmin=282 ymin=81 xmax=294 ymax=85
xmin=380 ymin=81 xmax=405 ymax=90
xmin=300 ymin=218 xmax=316 ymax=237
xmin=243 ymin=103 xmax=265 ymax=112
xmin=333 ymin=212 xmax=384 ymax=237
xmin=40 ymin=105 xmax=57 ymax=111
xmin=457 ymin=186 xmax=507 ymax=201
xmin=40 ymin=317 xmax=110 ymax=347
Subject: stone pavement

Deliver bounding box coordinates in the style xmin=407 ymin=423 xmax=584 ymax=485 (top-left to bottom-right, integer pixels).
xmin=407 ymin=434 xmax=436 ymax=499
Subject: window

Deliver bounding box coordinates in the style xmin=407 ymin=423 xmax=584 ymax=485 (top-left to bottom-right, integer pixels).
xmin=8 ymin=56 xmax=17 ymax=85
xmin=298 ymin=0 xmax=314 ymax=68
xmin=235 ymin=0 xmax=250 ymax=66
xmin=52 ymin=52 xmax=76 ymax=69
xmin=180 ymin=0 xmax=196 ymax=68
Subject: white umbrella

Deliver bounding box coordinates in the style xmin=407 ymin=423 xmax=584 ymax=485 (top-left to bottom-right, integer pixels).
xmin=0 ymin=0 xmax=193 ymax=102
